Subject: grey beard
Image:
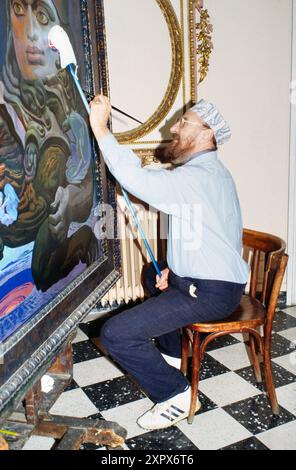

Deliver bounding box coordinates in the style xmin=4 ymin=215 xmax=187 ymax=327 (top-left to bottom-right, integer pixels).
xmin=157 ymin=139 xmax=193 ymax=166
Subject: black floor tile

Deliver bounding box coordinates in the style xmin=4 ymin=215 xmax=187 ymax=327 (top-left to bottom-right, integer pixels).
xmin=87 ymin=412 xmax=105 ymax=420
xmin=221 ymin=436 xmax=269 ymax=450
xmin=80 ymin=442 xmax=106 ymax=450
xmin=270 ymin=333 xmax=296 ymax=359
xmin=198 ymin=354 xmax=230 ymax=381
xmin=272 ymin=311 xmax=296 ymax=333
xmin=198 ymin=391 xmax=218 ymax=414
xmin=203 ymin=334 xmax=241 ymax=352
xmin=125 ymin=427 xmax=199 ymax=451
xmin=72 ymin=340 xmax=102 ymax=364
xmin=236 ymin=362 xmax=296 ymax=390
xmin=64 ymin=379 xmax=80 ymax=392
xmin=223 ymin=394 xmax=295 ymax=435
xmin=82 ymin=376 xmax=146 ymax=411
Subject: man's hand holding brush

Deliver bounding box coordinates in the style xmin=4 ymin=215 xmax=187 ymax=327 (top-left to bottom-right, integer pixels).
xmin=89 ymin=94 xmax=111 ymax=141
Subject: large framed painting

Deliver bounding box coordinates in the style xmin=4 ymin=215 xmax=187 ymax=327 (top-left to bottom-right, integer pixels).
xmin=0 ymin=0 xmax=120 ymax=416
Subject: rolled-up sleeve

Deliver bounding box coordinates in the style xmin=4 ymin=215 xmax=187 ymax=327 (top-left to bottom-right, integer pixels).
xmin=98 ymin=133 xmax=188 ymax=215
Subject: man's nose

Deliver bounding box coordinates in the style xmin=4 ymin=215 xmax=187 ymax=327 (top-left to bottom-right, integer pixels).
xmin=170 ymin=121 xmax=179 ymax=134
xmin=26 ymin=7 xmax=38 ymax=42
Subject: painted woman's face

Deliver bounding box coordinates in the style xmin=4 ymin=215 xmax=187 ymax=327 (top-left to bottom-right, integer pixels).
xmin=10 ymin=0 xmax=60 ymax=80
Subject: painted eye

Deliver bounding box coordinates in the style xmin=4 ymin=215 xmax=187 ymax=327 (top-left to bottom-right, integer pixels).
xmin=36 ymin=9 xmax=49 ymax=25
xmin=12 ymin=1 xmax=25 ymax=16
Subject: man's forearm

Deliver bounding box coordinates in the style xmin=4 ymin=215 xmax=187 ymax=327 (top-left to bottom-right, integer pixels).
xmin=93 ymin=125 xmax=110 ymax=143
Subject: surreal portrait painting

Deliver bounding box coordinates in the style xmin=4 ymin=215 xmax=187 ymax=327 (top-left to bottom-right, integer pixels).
xmin=0 ymin=0 xmax=110 ymax=342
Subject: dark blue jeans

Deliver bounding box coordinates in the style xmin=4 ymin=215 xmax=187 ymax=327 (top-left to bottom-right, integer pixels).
xmin=100 ymin=262 xmax=245 ymax=403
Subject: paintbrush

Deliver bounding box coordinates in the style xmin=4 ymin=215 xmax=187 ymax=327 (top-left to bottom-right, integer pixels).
xmin=82 ymin=90 xmax=143 ymax=125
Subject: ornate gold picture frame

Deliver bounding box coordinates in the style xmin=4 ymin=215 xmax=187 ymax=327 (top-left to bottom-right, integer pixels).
xmin=104 ymin=0 xmax=200 ymax=147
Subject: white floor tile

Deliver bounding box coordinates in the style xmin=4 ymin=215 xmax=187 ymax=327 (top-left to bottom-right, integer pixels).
xmin=230 ymin=333 xmax=247 ymax=342
xmin=257 ymin=421 xmax=296 ymax=450
xmin=49 ymin=388 xmax=98 ymax=418
xmin=272 ymin=353 xmax=296 ymax=376
xmin=72 ymin=328 xmax=89 ymax=344
xmin=277 ymin=327 xmax=296 ymax=343
xmin=199 ymin=372 xmax=261 ymax=407
xmin=22 ymin=436 xmax=55 ymax=450
xmin=276 ymin=383 xmax=296 ymax=416
xmin=101 ymin=398 xmax=154 ymax=439
xmin=283 ymin=306 xmax=296 ymax=318
xmin=73 ymin=357 xmax=123 ymax=387
xmin=177 ymin=408 xmax=251 ymax=450
xmin=207 ymin=343 xmax=253 ymax=371
xmin=230 ymin=327 xmax=263 ymax=343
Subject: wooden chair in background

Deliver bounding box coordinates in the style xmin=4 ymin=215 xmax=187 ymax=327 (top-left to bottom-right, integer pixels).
xmin=181 ymin=228 xmax=288 ymax=424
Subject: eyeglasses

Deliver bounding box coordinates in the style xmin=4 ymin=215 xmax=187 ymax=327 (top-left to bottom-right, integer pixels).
xmin=175 ymin=117 xmax=206 ymax=128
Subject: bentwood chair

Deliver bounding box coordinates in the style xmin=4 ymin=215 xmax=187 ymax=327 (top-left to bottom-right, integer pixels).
xmin=181 ymin=228 xmax=288 ymax=424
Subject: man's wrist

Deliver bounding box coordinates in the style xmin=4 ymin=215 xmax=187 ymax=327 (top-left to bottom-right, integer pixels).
xmin=94 ymin=126 xmax=110 ymax=142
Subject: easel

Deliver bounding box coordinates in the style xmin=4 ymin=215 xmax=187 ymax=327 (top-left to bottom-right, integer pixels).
xmin=1 ymin=333 xmax=126 ymax=450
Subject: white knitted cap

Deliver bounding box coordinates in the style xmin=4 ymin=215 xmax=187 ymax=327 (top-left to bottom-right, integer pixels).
xmin=190 ymin=99 xmax=231 ymax=146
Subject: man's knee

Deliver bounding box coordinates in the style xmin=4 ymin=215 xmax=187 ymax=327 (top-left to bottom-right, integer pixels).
xmin=100 ymin=318 xmax=119 ymax=349
xmin=100 ymin=314 xmax=135 ymax=351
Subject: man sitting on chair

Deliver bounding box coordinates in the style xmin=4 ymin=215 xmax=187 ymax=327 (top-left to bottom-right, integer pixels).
xmin=89 ymin=96 xmax=249 ymax=430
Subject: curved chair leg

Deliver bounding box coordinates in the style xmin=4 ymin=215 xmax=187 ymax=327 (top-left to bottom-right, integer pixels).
xmin=188 ymin=331 xmax=201 ymax=425
xmin=264 ymin=336 xmax=280 ymax=415
xmin=181 ymin=329 xmax=189 ymax=376
xmin=249 ymin=334 xmax=262 ymax=383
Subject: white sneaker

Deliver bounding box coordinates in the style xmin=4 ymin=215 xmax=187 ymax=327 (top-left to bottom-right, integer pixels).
xmin=161 ymin=353 xmax=182 ymax=369
xmin=137 ymin=387 xmax=201 ymax=430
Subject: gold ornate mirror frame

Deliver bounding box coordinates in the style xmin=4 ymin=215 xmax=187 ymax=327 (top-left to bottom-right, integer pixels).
xmin=114 ymin=0 xmax=183 ymax=144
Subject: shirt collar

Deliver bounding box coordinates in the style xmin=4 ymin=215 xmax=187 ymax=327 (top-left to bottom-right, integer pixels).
xmin=184 ymin=149 xmax=218 ymax=166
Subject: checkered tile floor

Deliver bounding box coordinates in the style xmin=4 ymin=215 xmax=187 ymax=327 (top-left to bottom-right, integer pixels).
xmin=23 ymin=299 xmax=296 ymax=451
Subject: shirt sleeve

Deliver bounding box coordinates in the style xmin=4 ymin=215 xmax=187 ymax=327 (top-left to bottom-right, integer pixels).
xmin=98 ymin=133 xmax=189 ymax=216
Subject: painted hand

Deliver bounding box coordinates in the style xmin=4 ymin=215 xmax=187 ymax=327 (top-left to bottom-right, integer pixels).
xmin=0 ymin=184 xmax=19 ymax=227
xmin=48 ymin=186 xmax=71 ymax=243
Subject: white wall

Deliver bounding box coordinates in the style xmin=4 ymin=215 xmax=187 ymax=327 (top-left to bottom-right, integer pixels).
xmin=199 ymin=0 xmax=293 ymax=244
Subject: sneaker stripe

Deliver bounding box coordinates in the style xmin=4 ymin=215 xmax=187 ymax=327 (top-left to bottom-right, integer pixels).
xmin=160 ymin=412 xmax=175 ymax=422
xmin=168 ymin=405 xmax=184 ymax=416
xmin=167 ymin=410 xmax=181 ymax=418
xmin=170 ymin=404 xmax=185 ymax=414
xmin=160 ymin=404 xmax=186 ymax=422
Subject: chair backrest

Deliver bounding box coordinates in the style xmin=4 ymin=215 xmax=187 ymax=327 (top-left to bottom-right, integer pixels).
xmin=242 ymin=228 xmax=288 ymax=327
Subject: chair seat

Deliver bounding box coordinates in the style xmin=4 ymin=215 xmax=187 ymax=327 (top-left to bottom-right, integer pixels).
xmin=189 ymin=295 xmax=266 ymax=333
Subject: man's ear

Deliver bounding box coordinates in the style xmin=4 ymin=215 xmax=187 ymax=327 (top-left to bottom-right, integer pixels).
xmin=200 ymin=128 xmax=214 ymax=143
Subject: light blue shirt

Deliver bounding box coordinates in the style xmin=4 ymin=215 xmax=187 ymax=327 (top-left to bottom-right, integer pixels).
xmin=99 ymin=133 xmax=250 ymax=284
